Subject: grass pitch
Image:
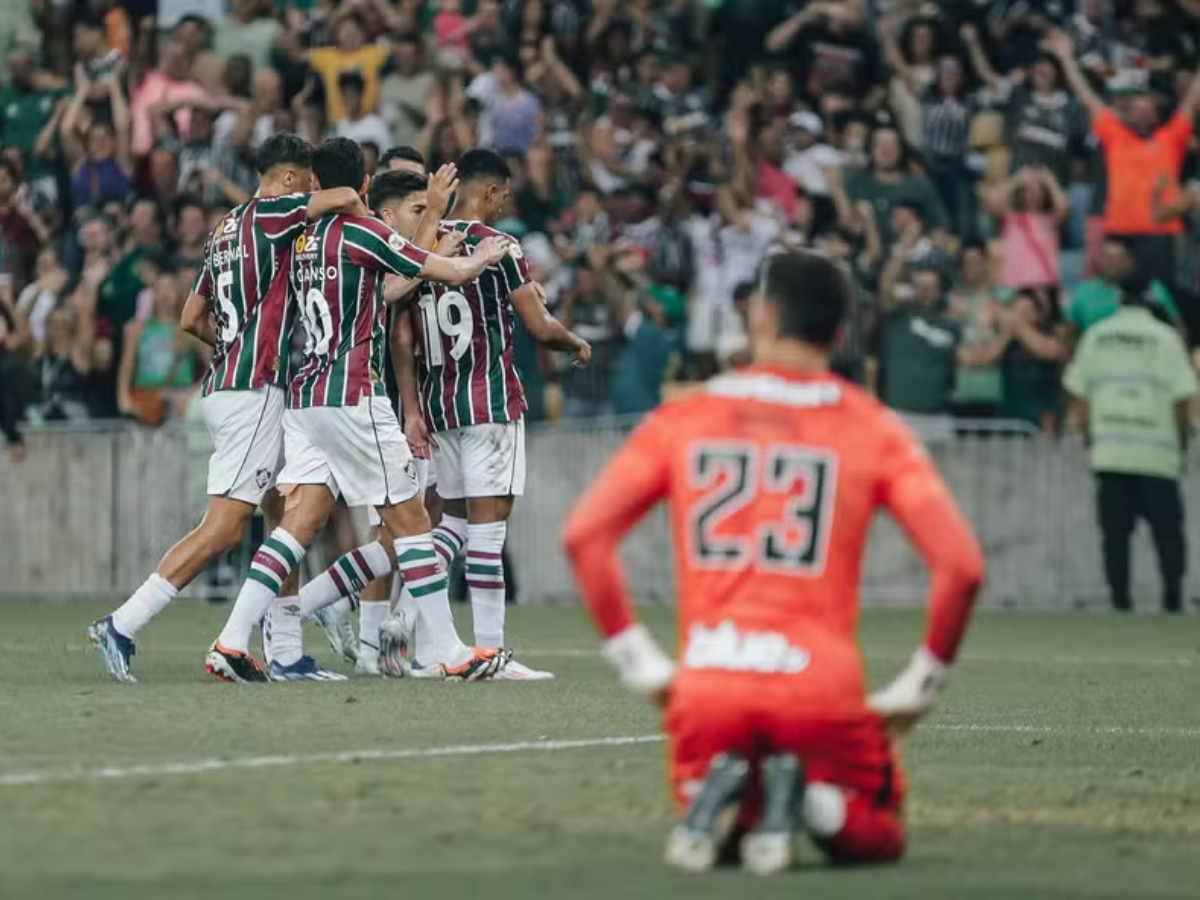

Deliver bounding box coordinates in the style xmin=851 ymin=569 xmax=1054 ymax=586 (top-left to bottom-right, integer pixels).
xmin=0 ymin=602 xmax=1197 ymax=899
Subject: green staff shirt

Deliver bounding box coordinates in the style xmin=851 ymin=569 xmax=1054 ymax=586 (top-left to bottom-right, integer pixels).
xmin=1063 ymin=306 xmax=1198 ymax=479
xmin=1066 ymin=278 xmax=1179 ymax=334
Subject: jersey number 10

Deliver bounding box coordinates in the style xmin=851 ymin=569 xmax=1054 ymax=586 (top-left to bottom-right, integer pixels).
xmin=688 ymin=443 xmax=838 ymax=575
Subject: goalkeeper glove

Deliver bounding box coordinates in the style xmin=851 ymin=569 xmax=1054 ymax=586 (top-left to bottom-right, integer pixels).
xmin=602 ymin=623 xmax=675 ymax=702
xmin=868 ymin=646 xmax=950 ymax=734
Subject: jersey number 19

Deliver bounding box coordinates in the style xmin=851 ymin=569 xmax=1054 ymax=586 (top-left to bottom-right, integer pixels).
xmin=418 ymin=290 xmax=473 ymax=366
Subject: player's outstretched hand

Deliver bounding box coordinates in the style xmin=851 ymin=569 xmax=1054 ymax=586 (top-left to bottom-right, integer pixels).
xmin=474 ymin=235 xmax=514 ymax=267
xmin=572 ymin=337 xmax=592 ymax=369
xmin=405 ymin=413 xmax=434 ymax=457
xmin=435 ymin=230 xmax=468 ymax=257
xmin=427 ymin=163 xmax=459 ymax=215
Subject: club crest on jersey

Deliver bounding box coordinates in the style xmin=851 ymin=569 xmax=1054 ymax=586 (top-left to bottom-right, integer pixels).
xmin=508 ymin=241 xmax=524 ymax=260
xmin=388 ymin=233 xmax=405 ymax=252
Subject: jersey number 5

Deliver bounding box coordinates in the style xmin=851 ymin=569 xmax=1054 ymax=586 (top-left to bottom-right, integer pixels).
xmin=688 ymin=444 xmax=838 ymax=575
xmin=215 ymin=271 xmax=239 ymax=344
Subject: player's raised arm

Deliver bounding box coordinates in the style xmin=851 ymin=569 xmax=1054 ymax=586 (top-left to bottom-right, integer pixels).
xmin=562 ymin=412 xmax=675 ymax=702
xmin=870 ymin=418 xmax=986 ymax=734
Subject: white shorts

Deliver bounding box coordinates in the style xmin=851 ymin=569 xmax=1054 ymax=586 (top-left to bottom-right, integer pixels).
xmin=367 ymin=457 xmax=430 ymax=527
xmin=432 ymin=420 xmax=526 ymax=501
xmin=202 ymin=386 xmax=285 ymax=505
xmin=277 ymin=396 xmax=421 ymax=509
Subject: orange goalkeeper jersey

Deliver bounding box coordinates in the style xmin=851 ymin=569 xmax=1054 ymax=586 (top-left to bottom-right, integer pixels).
xmin=565 ymin=365 xmax=984 ymax=715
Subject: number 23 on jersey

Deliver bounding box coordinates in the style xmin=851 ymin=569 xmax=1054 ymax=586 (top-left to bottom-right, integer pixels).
xmin=687 ymin=442 xmax=839 ymax=576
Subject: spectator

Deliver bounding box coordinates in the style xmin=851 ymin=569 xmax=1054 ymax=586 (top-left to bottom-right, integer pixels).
xmin=0 ymin=157 xmax=48 ymax=290
xmin=0 ymin=0 xmax=39 ymax=87
xmin=844 ymin=123 xmax=946 ymax=245
xmin=0 ymin=49 xmax=67 ymax=186
xmin=882 ymin=10 xmax=940 ymax=147
xmin=333 ymin=72 xmax=393 ymax=152
xmin=212 ymin=0 xmax=282 ymax=77
xmin=116 ymin=271 xmax=204 ymax=427
xmin=1064 ymin=282 xmax=1199 ymax=612
xmin=231 ymin=67 xmax=288 ymax=157
xmin=765 ymin=1 xmax=882 ymax=107
xmin=991 ymin=288 xmax=1070 ymax=432
xmin=468 ymin=54 xmax=542 ymax=156
xmin=1046 ymin=29 xmax=1200 ymax=285
xmin=0 ymin=278 xmax=29 ymax=458
xmin=300 ymin=8 xmax=391 ymax=124
xmin=130 ymin=35 xmax=209 ymax=159
xmin=16 ymin=245 xmax=69 ymax=349
xmin=948 ymin=241 xmax=1009 ymax=419
xmin=986 ymin=165 xmax=1069 ymax=291
xmin=1067 ymin=237 xmax=1181 ymax=337
xmin=169 ymin=195 xmax=208 ymax=271
xmin=28 ymin=291 xmax=95 ymax=425
xmin=966 ymin=33 xmax=1087 ymax=186
xmin=60 ymin=67 xmax=134 ymax=213
xmin=433 ymin=0 xmax=472 ymax=68
xmin=380 ymin=34 xmax=436 ymax=149
xmin=559 ymin=259 xmax=619 ymax=419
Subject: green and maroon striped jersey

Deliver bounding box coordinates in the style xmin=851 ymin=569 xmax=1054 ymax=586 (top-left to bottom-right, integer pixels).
xmin=287 ymin=215 xmax=429 ymax=408
xmin=190 ymin=193 xmax=312 ymax=396
xmin=411 ymin=220 xmax=531 ymax=431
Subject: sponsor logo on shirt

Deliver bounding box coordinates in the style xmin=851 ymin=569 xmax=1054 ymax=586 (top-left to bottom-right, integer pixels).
xmin=683 ymin=621 xmax=811 ymax=675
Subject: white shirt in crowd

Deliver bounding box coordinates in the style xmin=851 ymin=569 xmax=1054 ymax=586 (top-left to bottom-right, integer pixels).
xmin=335 ymin=115 xmax=394 ymax=153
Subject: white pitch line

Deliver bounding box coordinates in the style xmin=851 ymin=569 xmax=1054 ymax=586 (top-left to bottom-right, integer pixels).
xmin=0 ymin=735 xmax=665 ymax=789
xmin=3 ymin=722 xmax=1200 ymax=790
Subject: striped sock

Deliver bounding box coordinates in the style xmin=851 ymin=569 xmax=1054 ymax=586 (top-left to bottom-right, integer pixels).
xmin=298 ymin=541 xmax=392 ymax=620
xmin=431 ymin=515 xmax=467 ymax=573
xmin=467 ymin=521 xmax=507 ymax=650
xmin=395 ymin=534 xmax=470 ymax=668
xmin=218 ymin=529 xmax=306 ymax=654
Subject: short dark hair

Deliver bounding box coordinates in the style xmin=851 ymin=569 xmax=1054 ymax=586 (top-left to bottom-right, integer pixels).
xmin=455 ymin=148 xmax=511 ymax=185
xmin=369 ymin=170 xmax=428 ymax=210
xmin=380 ymin=145 xmax=426 ymax=171
xmin=254 ymin=133 xmax=313 ymax=175
xmin=175 ymin=193 xmax=205 ymax=217
xmin=759 ymin=251 xmax=849 ymax=348
xmin=313 ymin=137 xmax=365 ymax=191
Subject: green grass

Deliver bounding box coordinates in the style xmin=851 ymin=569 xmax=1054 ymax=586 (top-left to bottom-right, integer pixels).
xmin=0 ymin=603 xmax=1198 ymax=899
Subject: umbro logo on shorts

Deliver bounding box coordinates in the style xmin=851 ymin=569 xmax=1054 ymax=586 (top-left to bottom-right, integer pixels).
xmin=255 ymin=469 xmax=272 ymax=489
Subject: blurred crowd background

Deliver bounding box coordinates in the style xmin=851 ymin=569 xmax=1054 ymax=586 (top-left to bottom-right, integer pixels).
xmin=3 ymin=0 xmax=1200 ymax=459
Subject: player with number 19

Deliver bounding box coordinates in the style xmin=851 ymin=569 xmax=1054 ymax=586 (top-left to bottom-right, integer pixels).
xmin=86 ymin=133 xmax=367 ymax=683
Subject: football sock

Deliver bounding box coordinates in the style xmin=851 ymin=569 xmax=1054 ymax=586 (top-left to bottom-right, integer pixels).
xmin=394 ymin=534 xmax=470 ymax=668
xmin=298 ymin=541 xmax=392 ymax=619
xmin=467 ymin=521 xmax=507 ymax=649
xmin=111 ymin=573 xmax=178 ymax=639
xmin=265 ymin=594 xmax=304 ymax=667
xmin=358 ymin=600 xmax=389 ymax=666
xmin=431 ymin=515 xmax=467 ymax=572
xmin=806 ymin=783 xmax=904 ymax=864
xmin=218 ymin=528 xmax=306 ymax=654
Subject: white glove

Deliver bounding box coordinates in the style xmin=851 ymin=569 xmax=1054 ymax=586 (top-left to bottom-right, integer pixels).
xmin=868 ymin=646 xmax=950 ymax=731
xmin=602 ymin=623 xmax=676 ymax=699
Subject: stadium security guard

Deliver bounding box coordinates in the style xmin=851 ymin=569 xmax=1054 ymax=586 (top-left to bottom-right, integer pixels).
xmin=1063 ymin=282 xmax=1198 ymax=612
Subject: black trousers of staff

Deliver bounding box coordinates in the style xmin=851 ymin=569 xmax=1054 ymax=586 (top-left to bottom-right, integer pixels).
xmin=1095 ymin=471 xmax=1186 ymax=612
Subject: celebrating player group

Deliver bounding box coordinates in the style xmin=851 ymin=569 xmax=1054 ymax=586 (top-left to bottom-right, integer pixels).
xmin=87 ymin=133 xmax=590 ymax=684
xmin=85 ymin=131 xmax=986 ymax=876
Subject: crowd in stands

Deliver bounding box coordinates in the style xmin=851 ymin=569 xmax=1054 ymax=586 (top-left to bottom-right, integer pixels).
xmin=2 ymin=0 xmax=1200 ymax=460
